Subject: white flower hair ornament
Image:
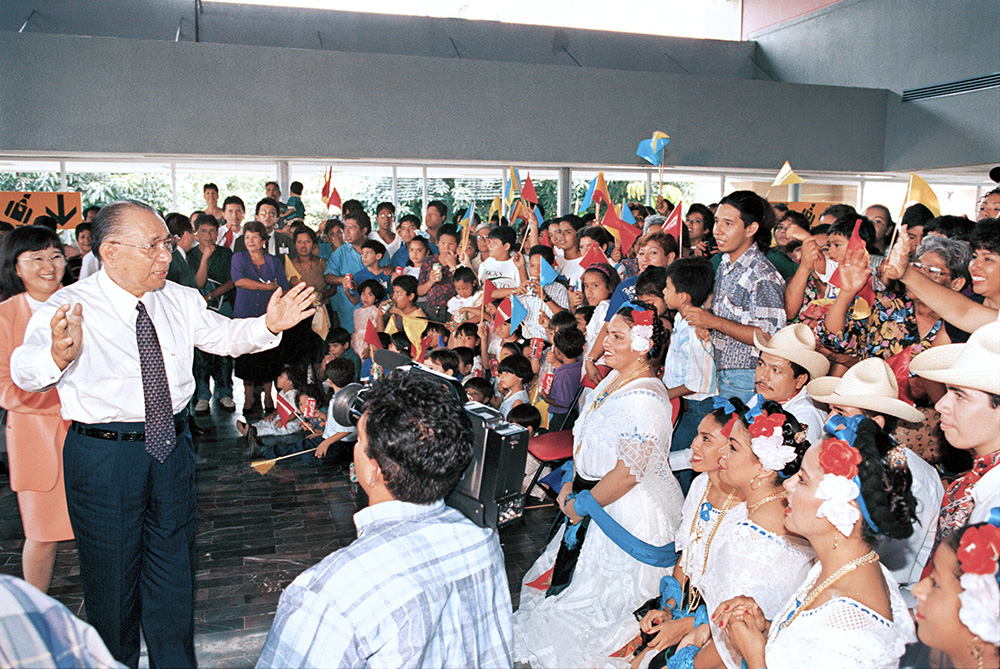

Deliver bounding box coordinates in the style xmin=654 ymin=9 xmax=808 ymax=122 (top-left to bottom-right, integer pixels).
xmin=630 ymin=310 xmax=654 ymax=353
xmin=956 ymin=519 xmax=1000 ymax=646
xmin=748 ymin=411 xmax=797 ymax=473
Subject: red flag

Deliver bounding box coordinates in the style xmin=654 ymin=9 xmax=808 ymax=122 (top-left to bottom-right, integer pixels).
xmin=494 ymin=296 xmax=513 ymax=330
xmin=579 ymin=243 xmax=610 ymax=270
xmin=829 ymin=219 xmax=877 ymax=307
xmin=600 ymin=207 xmax=642 ymax=255
xmin=482 ymin=279 xmax=498 ymax=306
xmin=508 ymin=200 xmax=528 ymax=224
xmin=540 ymin=230 xmax=552 ymax=247
xmin=328 ymin=187 xmax=341 ymax=210
xmin=592 ymin=173 xmax=612 ymax=207
xmin=364 ymin=319 xmax=382 ymax=349
xmin=320 ymin=167 xmax=331 ymax=204
xmin=521 ymin=174 xmax=538 ymax=204
xmin=275 ymin=393 xmax=295 ymax=428
xmin=661 ymin=199 xmax=684 ymax=244
xmin=417 ymin=333 xmax=437 ymax=363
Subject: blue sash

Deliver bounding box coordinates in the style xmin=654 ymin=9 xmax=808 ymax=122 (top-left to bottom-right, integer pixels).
xmin=573 ymin=490 xmax=679 ymax=567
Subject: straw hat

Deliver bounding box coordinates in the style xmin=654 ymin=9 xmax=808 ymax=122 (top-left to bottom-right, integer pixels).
xmin=910 ymin=320 xmax=1000 ymax=395
xmin=807 ymin=358 xmax=925 ymax=423
xmin=753 ymin=324 xmax=831 ymax=379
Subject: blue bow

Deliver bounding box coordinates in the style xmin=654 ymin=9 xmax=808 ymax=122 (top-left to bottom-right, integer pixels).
xmin=712 ymin=396 xmax=737 ymax=414
xmin=744 ymin=393 xmax=766 ymax=422
xmin=822 ymin=414 xmax=880 ymax=535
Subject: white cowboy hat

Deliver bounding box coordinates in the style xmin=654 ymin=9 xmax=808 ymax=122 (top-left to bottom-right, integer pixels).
xmin=754 ymin=323 xmax=831 ymax=380
xmin=807 ymin=357 xmax=925 ymax=423
xmin=910 ymin=320 xmax=1000 ymax=395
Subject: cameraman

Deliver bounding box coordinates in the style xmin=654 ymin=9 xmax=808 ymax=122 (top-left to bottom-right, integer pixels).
xmin=257 ymin=372 xmax=514 ymax=668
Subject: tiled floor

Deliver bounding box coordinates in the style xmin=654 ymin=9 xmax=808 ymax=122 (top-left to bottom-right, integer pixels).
xmin=0 ymin=398 xmax=559 ymax=667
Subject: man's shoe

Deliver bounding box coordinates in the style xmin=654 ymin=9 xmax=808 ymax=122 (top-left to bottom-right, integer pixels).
xmin=219 ymin=397 xmax=236 ymax=413
xmin=246 ymin=426 xmax=263 ymax=459
xmin=194 ymin=399 xmax=210 ymax=415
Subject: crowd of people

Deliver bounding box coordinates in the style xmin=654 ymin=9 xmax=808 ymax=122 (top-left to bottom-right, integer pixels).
xmin=0 ymin=177 xmax=998 ymax=669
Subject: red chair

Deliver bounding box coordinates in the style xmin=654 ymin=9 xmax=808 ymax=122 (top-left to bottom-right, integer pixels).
xmin=524 ymin=430 xmax=574 ymax=503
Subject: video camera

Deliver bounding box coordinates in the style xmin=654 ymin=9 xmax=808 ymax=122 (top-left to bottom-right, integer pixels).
xmin=331 ymin=349 xmax=530 ymax=529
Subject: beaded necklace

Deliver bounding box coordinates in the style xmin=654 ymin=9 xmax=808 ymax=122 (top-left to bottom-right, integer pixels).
xmin=746 ymin=490 xmax=787 ymax=516
xmin=681 ymin=480 xmax=737 ymax=613
xmin=776 ymin=550 xmax=879 ymax=633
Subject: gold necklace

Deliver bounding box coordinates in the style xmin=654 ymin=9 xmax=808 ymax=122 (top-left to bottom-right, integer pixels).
xmin=574 ymin=365 xmax=652 ymax=456
xmin=777 ymin=550 xmax=879 ymax=632
xmin=746 ymin=490 xmax=787 ymax=516
xmin=680 ymin=481 xmax=737 ymax=614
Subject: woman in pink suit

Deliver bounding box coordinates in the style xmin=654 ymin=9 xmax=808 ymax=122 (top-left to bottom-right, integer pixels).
xmin=0 ymin=225 xmax=73 ymax=592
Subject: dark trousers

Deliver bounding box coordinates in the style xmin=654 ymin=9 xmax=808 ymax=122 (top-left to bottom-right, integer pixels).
xmin=64 ymin=419 xmax=197 ymax=669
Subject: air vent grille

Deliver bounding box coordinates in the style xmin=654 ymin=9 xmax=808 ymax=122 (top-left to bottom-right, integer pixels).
xmin=902 ymin=73 xmax=1000 ymax=102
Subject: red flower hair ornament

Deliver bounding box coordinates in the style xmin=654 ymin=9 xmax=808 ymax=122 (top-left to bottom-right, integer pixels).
xmin=818 ymin=438 xmax=862 ymax=479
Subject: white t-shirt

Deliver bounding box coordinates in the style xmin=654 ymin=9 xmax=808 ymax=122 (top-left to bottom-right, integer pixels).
xmin=478 ymin=258 xmax=521 ymax=290
xmin=447 ymin=291 xmax=482 ymax=319
xmin=368 ymin=230 xmax=402 ymax=260
xmin=323 ymin=395 xmax=358 ymax=440
xmin=556 ymin=255 xmax=585 ymax=287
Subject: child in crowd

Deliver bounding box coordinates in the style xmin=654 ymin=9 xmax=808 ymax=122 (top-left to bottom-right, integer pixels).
xmin=580 ymin=262 xmax=620 ymax=383
xmin=508 ymin=403 xmax=549 ymax=500
xmin=424 ymin=348 xmax=461 ymax=379
xmin=447 ymin=266 xmax=482 ymax=324
xmin=349 ymin=240 xmax=391 ymax=297
xmin=280 ymin=180 xmax=305 ymax=226
xmin=323 ymin=328 xmax=361 ymax=383
xmin=296 ymin=384 xmax=328 ymax=436
xmin=389 ymin=331 xmax=412 ymax=358
xmin=360 ymin=332 xmax=391 ymax=382
xmin=237 ymin=366 xmax=304 ymax=438
xmin=351 ymin=279 xmax=386 ymax=359
xmin=449 ymin=321 xmax=480 ymax=350
xmin=404 ymin=237 xmax=431 ymax=278
xmin=537 ymin=310 xmax=579 ymax=390
xmin=463 ymin=376 xmax=495 ymax=406
xmin=540 ymin=325 xmax=585 ymax=421
xmin=661 ymin=256 xmax=717 ymax=493
xmin=515 ymin=245 xmax=567 ymax=342
xmin=497 ymin=354 xmax=533 ymax=419
xmin=478 ymin=225 xmax=524 ymax=296
xmin=389 ymin=275 xmax=426 ymax=319
xmin=451 ymin=346 xmax=477 ymax=378
xmin=574 ymin=305 xmax=594 ymax=334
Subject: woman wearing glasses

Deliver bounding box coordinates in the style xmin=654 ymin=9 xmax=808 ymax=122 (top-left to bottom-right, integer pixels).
xmin=0 ymin=226 xmax=74 ymax=593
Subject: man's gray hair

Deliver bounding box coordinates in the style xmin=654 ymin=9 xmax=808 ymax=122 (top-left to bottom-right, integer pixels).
xmin=92 ymin=200 xmax=162 ymax=261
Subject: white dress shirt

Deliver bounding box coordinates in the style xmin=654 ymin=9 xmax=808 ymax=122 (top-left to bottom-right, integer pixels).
xmin=11 ymin=269 xmax=280 ymax=423
xmin=77 ymin=251 xmax=101 ymax=280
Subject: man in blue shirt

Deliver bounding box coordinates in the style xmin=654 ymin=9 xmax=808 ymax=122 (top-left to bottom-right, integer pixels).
xmin=257 ymin=371 xmax=513 ymax=668
xmin=324 ymin=210 xmax=370 ymax=332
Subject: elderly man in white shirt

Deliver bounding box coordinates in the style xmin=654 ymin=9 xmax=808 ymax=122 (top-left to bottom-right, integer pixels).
xmin=746 ymin=323 xmax=830 ymax=445
xmin=11 ymin=200 xmax=315 ymax=669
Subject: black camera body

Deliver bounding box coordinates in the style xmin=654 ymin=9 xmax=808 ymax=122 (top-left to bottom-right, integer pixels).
xmin=331 ymin=350 xmax=530 ymax=529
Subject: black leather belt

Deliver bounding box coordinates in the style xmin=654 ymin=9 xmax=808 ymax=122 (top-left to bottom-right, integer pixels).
xmin=71 ymin=412 xmax=187 ymax=442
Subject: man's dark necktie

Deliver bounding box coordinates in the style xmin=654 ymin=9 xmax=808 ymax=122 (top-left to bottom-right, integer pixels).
xmin=136 ymin=302 xmax=174 ymax=462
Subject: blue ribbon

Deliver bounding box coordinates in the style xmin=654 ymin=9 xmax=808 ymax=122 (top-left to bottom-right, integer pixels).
xmin=626 ymin=301 xmax=648 ymax=312
xmin=712 ymin=396 xmax=737 ymax=414
xmin=658 ymin=575 xmax=686 ymax=614
xmin=744 ymin=393 xmax=766 ymax=422
xmin=988 ymin=506 xmax=1000 ymax=528
xmin=667 ymin=645 xmax=698 ymax=669
xmin=822 ymin=414 xmax=880 ymax=535
xmin=573 ymin=490 xmax=678 ymax=567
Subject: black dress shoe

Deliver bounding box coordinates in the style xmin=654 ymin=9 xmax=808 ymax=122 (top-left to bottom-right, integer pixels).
xmin=246 ymin=426 xmax=263 ymax=459
xmin=188 ymin=417 xmax=210 ymax=438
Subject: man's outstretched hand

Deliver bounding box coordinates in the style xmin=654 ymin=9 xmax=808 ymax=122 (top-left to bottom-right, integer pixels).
xmin=265 ymin=283 xmax=317 ymax=334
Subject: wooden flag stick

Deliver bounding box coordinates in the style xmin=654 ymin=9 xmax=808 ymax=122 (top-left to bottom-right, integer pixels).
xmin=251 ymin=447 xmax=319 ymax=475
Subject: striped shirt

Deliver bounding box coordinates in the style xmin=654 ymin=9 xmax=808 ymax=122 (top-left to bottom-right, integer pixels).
xmin=710 ymin=246 xmax=786 ymax=371
xmin=663 ymin=313 xmax=718 ymax=400
xmin=257 ymin=500 xmax=513 ymax=668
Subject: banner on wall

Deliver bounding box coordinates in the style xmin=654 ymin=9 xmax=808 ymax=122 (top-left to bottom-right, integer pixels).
xmin=774 ymin=201 xmax=832 ymax=228
xmin=0 ymin=191 xmax=83 ymax=229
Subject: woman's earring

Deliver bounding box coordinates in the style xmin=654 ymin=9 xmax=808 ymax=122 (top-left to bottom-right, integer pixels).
xmin=749 ymin=477 xmax=762 ymax=491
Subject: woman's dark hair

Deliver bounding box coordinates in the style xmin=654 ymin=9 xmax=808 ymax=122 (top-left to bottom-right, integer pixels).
xmin=0 ymin=225 xmax=65 ymax=298
xmin=687 ymin=203 xmax=715 ymax=230
xmin=852 ymin=417 xmax=917 ymax=546
xmin=407 ymin=236 xmax=432 ymax=257
xmin=392 ymin=274 xmax=418 ymax=298
xmin=193 ymin=212 xmax=220 ymax=231
xmin=390 ymin=331 xmax=412 ymax=356
xmin=638 ymin=231 xmax=679 ymax=259
xmin=362 ymin=371 xmax=474 ymax=504
xmin=358 ymin=278 xmax=386 ymax=303
xmin=293 ymin=225 xmax=319 ymax=246
xmin=970 ymin=219 xmax=1000 ymax=255
xmin=779 ymin=210 xmax=811 ymax=236
xmin=583 ymin=262 xmax=621 ymax=295
xmin=529 ymin=244 xmax=556 ymax=266
xmin=498 ymin=353 xmax=534 ymax=383
xmin=923 ymin=215 xmax=975 ymax=243
xmin=718 ymin=190 xmax=775 ymax=252
xmin=615 ymin=302 xmax=667 ymax=360
xmin=901 ymin=203 xmax=935 ymax=230
xmin=242 ymin=220 xmax=269 ymax=241
xmin=740 ymin=399 xmax=810 ymax=483
xmin=579 ymin=226 xmax=614 ymax=254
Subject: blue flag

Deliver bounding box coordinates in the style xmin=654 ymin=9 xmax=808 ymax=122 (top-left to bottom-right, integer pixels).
xmin=580 ymin=176 xmax=597 ymax=211
xmin=539 ymin=256 xmax=559 ymax=287
xmin=636 ymin=132 xmax=671 ymax=166
xmin=621 ymin=201 xmax=636 ymax=225
xmin=510 ymin=295 xmax=528 ymax=332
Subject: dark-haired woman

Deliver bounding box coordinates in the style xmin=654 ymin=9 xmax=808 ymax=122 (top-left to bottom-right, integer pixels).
xmin=715 ymin=417 xmax=918 ymax=668
xmin=0 ymin=226 xmax=73 ymax=592
xmin=514 ymin=306 xmax=684 ymax=667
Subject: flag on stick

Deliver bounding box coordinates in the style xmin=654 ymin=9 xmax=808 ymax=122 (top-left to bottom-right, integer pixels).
xmin=635 ymin=131 xmax=671 ymax=166
xmin=487 ymin=196 xmax=502 ymax=222
xmin=275 ymin=393 xmax=295 ymax=428
xmin=580 ymin=172 xmax=611 ymax=211
xmin=364 ymin=319 xmax=382 ymax=349
xmin=320 ymin=167 xmax=341 ymax=210
xmin=494 ymin=296 xmax=527 ymax=332
xmin=900 ymin=173 xmax=941 ymax=218
xmin=600 ymin=206 xmax=641 ymax=255
xmin=770 ymin=161 xmax=805 ymax=190
xmin=829 ymin=219 xmax=877 ymax=316
xmin=621 ymin=199 xmax=636 ymax=225
xmin=505 ymin=166 xmax=522 ymax=206
xmin=521 ymin=174 xmax=538 ymax=204
xmin=539 ymin=256 xmax=559 ymax=286
xmin=661 ymin=200 xmax=684 ymax=245
xmin=579 ymin=243 xmax=610 ymax=269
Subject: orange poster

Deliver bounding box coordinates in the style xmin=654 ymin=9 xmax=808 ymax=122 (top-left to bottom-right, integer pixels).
xmin=1 ymin=192 xmax=83 ymax=229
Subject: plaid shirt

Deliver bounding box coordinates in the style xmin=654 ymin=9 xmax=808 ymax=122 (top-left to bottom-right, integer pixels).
xmin=710 ymin=245 xmax=786 ymax=370
xmin=257 ymin=500 xmax=513 ymax=668
xmin=663 ymin=313 xmax=717 ymax=400
xmin=418 ymin=255 xmax=457 ymax=311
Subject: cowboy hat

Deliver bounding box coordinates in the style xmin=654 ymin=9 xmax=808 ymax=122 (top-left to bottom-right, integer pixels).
xmin=807 ymin=358 xmax=925 ymax=423
xmin=910 ymin=320 xmax=1000 ymax=395
xmin=754 ymin=324 xmax=831 ymax=380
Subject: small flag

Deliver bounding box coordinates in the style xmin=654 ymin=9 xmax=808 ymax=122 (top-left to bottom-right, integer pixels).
xmin=521 ymin=174 xmax=538 ymax=204
xmin=540 ymin=230 xmax=552 ymax=247
xmin=829 ymin=219 xmax=877 ymax=315
xmin=579 ymin=172 xmax=611 ymax=211
xmin=900 ymin=173 xmax=941 ymax=218
xmin=482 ymin=279 xmax=498 ymax=305
xmin=579 ymin=243 xmax=610 ymax=269
xmin=487 ymin=196 xmax=502 ymax=222
xmin=505 ymin=166 xmax=522 ymax=206
xmin=417 ymin=332 xmax=438 ymax=363
xmin=458 ymin=202 xmax=476 ymax=230
xmin=320 ymin=167 xmax=332 ymax=206
xmin=364 ymin=319 xmax=382 ymax=349
xmin=539 ymin=256 xmax=559 ymax=286
xmin=621 ymin=199 xmax=636 ymax=225
xmin=661 ymin=199 xmax=684 ymax=244
xmin=508 ymin=200 xmax=529 ymax=224
xmin=534 ymin=204 xmax=545 ymax=227
xmin=275 ymin=393 xmax=295 ymax=428
xmin=771 ymin=161 xmax=805 ymax=189
xmin=601 ymin=206 xmax=641 ymax=255
xmin=635 ymin=131 xmax=671 ymax=166
xmin=494 ymin=295 xmax=528 ymax=332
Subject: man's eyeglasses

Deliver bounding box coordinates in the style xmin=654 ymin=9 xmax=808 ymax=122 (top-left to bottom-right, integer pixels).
xmin=106 ymin=237 xmax=179 ymax=257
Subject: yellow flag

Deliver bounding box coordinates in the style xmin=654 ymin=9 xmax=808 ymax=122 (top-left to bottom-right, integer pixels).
xmin=385 ymin=314 xmax=428 ymax=352
xmin=771 ymin=161 xmax=805 ymax=189
xmin=487 ymin=196 xmax=501 ymax=222
xmin=284 ymin=255 xmax=300 ymax=284
xmin=900 ymin=173 xmax=941 ymax=218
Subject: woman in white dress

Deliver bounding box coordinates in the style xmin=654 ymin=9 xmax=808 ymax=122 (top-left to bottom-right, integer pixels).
xmin=514 ymin=305 xmax=684 ymax=668
xmin=715 ymin=417 xmax=918 ymax=669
